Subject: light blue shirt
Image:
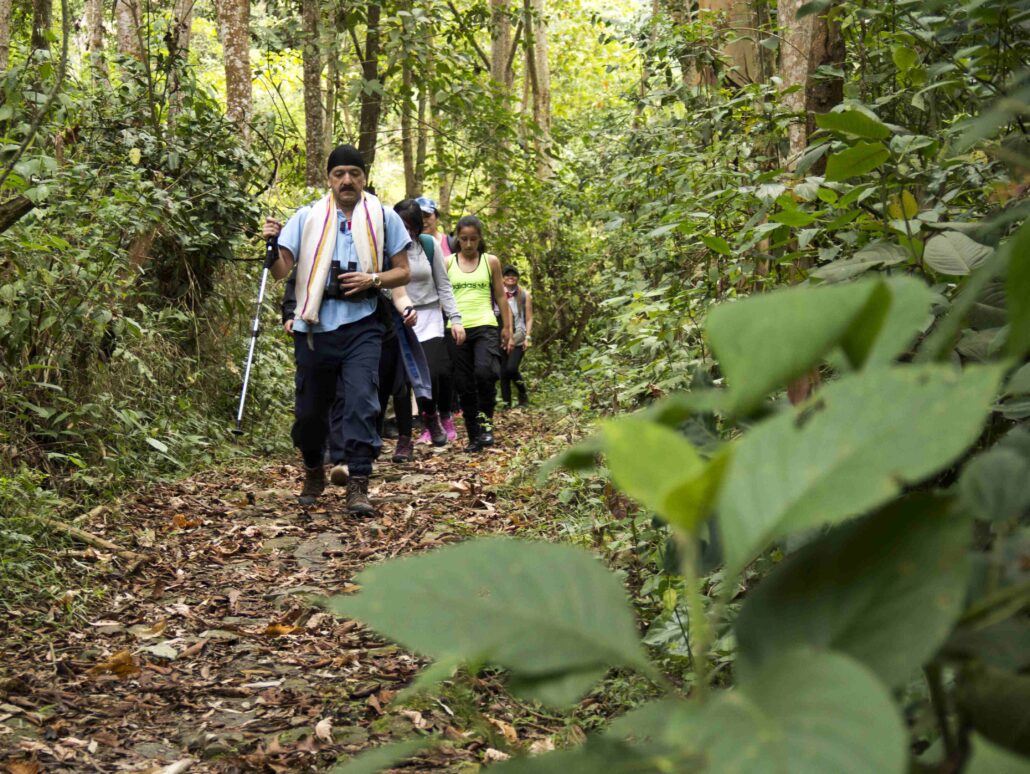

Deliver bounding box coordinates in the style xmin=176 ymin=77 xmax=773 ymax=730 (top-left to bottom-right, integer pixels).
xmin=279 ymin=201 xmax=411 ymax=333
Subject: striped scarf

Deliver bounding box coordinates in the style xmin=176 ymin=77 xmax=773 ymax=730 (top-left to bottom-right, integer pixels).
xmin=294 ymin=191 xmax=384 ymax=324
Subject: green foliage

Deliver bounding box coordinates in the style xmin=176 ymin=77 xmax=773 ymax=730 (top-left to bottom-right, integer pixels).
xmin=735 ymin=495 xmax=972 ymax=688
xmin=0 ymin=46 xmax=291 ymax=599
xmin=326 ymin=112 xmax=1030 ymax=771
xmin=324 ymin=538 xmax=653 ymax=707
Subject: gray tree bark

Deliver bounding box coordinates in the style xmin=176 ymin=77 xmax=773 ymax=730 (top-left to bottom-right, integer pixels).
xmin=778 ymin=0 xmax=844 ymax=166
xmin=31 ymin=0 xmax=52 ymax=53
xmin=115 ymin=0 xmax=142 ymax=59
xmin=302 ymin=0 xmax=324 ymax=185
xmin=216 ymin=0 xmax=252 ymax=132
xmin=0 ymin=0 xmax=13 ymax=71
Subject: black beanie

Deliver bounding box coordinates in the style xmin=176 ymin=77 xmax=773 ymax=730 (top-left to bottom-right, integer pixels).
xmin=326 ymin=144 xmax=366 ymax=174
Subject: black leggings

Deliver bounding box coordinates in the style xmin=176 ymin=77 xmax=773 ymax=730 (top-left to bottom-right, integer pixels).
xmin=419 ymin=335 xmax=453 ymax=416
xmin=500 ymin=345 xmax=527 ymax=405
xmin=377 ymin=334 xmax=413 ymax=438
xmin=448 ymin=325 xmax=500 ymax=436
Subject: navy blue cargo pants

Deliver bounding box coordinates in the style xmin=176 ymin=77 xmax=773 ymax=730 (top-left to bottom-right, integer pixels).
xmin=292 ymin=313 xmax=383 ymax=477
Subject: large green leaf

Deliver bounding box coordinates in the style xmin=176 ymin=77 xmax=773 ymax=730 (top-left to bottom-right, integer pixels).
xmin=960 ymin=445 xmax=1030 ymax=523
xmin=735 ymin=495 xmax=972 ymax=687
xmin=824 ymin=141 xmax=890 ymax=181
xmin=815 ymin=109 xmax=891 ymax=140
xmin=858 ymin=276 xmax=935 ymax=367
xmin=966 ymin=734 xmax=1030 ymax=774
xmin=602 ymin=417 xmax=703 ymax=516
xmin=329 ymin=738 xmax=432 ymax=774
xmin=809 ymin=242 xmax=909 ymax=282
xmin=957 ymin=664 xmax=1030 ymax=756
xmin=924 ymin=231 xmax=993 ymax=276
xmin=323 ymin=538 xmax=653 ymax=707
xmin=717 ymin=364 xmax=1004 ymax=573
xmin=606 ymin=650 xmax=905 ymax=774
xmin=705 ymin=280 xmax=886 ymax=416
xmin=1005 ymin=217 xmax=1030 ymax=357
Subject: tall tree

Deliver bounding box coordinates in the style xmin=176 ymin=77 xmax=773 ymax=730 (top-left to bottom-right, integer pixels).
xmin=302 ymin=0 xmax=324 ymax=185
xmin=0 ymin=0 xmax=12 ymax=71
xmin=167 ymin=0 xmax=194 ymax=110
xmin=414 ymin=85 xmax=428 ymax=193
xmin=778 ymin=0 xmax=844 ymax=166
xmin=399 ymin=0 xmax=417 ymax=196
xmin=31 ymin=0 xmax=52 ymax=53
xmin=216 ymin=0 xmax=252 ymax=131
xmin=356 ymin=3 xmax=383 ymax=167
xmin=115 ymin=0 xmax=143 ymax=59
xmin=527 ymin=0 xmax=550 ymax=175
xmin=85 ymin=0 xmax=106 ymax=73
xmin=490 ymin=0 xmax=513 ymax=89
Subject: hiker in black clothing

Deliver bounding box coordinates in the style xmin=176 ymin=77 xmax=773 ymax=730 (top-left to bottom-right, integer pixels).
xmin=500 ymin=265 xmax=533 ymax=408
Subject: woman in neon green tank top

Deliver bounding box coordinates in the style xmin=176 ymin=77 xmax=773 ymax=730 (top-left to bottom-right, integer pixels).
xmin=446 ymin=215 xmax=513 ymax=452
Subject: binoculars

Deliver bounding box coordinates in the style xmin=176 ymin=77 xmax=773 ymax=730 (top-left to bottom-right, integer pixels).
xmin=324 ymin=260 xmax=374 ymax=301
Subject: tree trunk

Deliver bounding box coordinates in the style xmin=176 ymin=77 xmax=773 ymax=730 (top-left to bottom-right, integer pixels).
xmin=696 ymin=0 xmax=765 ymax=87
xmin=217 ymin=0 xmax=252 ymax=132
xmin=323 ymin=34 xmax=337 ymax=160
xmin=778 ymin=0 xmax=844 ymax=167
xmin=357 ymin=3 xmax=382 ymax=168
xmin=85 ymin=0 xmax=106 ymax=76
xmin=429 ymin=80 xmax=451 ymax=214
xmin=167 ymin=0 xmax=193 ymax=114
xmin=529 ymin=0 xmax=551 ymax=177
xmin=31 ymin=0 xmax=52 ymax=53
xmin=490 ymin=0 xmax=513 ymax=90
xmin=401 ymin=58 xmax=416 ymax=197
xmin=414 ymin=85 xmax=427 ymax=193
xmin=0 ymin=0 xmax=12 ymax=71
xmin=302 ymin=0 xmax=324 ymax=185
xmin=115 ymin=0 xmax=142 ymax=59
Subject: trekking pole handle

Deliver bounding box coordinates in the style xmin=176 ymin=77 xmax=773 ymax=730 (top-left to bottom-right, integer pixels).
xmin=263 ymin=236 xmax=279 ymax=270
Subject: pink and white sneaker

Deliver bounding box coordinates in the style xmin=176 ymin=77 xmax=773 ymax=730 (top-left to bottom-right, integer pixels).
xmin=441 ymin=415 xmax=458 ymax=443
xmin=416 ymin=429 xmax=432 ymax=445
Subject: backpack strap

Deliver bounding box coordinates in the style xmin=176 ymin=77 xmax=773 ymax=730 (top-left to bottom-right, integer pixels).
xmin=418 ymin=233 xmax=436 ymax=266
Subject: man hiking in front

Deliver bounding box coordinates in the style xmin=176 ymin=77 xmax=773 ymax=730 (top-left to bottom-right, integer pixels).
xmin=262 ymin=144 xmax=411 ymax=514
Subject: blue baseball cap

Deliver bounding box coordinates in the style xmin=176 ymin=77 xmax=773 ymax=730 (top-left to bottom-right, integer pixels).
xmin=416 ymin=196 xmax=438 ymax=214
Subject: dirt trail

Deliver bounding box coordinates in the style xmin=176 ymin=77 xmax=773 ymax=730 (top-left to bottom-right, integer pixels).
xmin=1 ymin=410 xmax=560 ymax=773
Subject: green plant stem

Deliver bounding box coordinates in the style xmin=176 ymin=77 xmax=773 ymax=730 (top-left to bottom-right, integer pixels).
xmin=924 ymin=663 xmax=956 ymax=760
xmin=679 ymin=534 xmax=711 ymax=700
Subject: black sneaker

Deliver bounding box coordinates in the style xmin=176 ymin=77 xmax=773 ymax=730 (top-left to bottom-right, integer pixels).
xmin=464 ymin=437 xmax=487 ymax=453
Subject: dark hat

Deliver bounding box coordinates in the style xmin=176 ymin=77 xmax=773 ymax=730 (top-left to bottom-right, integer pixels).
xmin=416 ymin=196 xmax=438 ymax=214
xmin=327 ymin=144 xmax=366 ymax=174
xmin=502 ymin=265 xmax=519 ymax=276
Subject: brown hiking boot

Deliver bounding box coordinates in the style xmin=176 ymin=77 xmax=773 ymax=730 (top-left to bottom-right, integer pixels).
xmin=346 ymin=476 xmax=375 ymax=515
xmin=329 ymin=463 xmax=349 ymax=486
xmin=392 ymin=435 xmax=413 ymax=463
xmin=298 ymin=465 xmax=325 ymax=505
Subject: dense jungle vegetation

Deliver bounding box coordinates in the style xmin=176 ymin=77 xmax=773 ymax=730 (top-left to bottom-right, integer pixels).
xmin=1 ymin=0 xmax=1028 ymax=770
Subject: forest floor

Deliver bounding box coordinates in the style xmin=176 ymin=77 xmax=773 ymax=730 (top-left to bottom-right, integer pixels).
xmin=0 ymin=408 xmax=596 ymax=773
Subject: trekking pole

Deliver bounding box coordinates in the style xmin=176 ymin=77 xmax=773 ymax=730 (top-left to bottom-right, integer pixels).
xmin=233 ymin=237 xmax=278 ymax=435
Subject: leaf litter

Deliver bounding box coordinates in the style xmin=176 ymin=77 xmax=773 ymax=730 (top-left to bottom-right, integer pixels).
xmin=0 ymin=410 xmax=571 ymax=772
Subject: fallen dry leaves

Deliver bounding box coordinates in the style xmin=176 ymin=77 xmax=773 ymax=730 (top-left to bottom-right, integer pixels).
xmin=1 ymin=410 xmax=576 ymax=772
xmin=87 ymin=649 xmax=140 ymax=679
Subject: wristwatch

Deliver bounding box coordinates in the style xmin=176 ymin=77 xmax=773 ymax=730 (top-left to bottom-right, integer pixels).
xmin=371 ymin=273 xmax=382 ymax=289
